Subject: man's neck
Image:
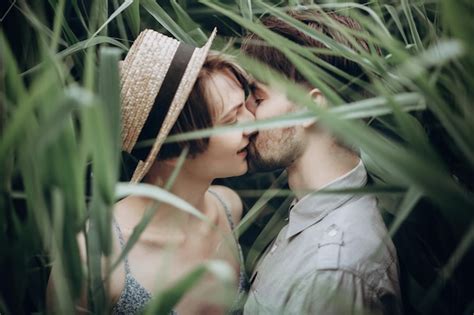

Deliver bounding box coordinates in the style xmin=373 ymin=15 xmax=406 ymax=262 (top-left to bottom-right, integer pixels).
xmin=287 ymin=135 xmax=360 ymax=200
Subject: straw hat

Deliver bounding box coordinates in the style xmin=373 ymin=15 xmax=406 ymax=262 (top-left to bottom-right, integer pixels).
xmin=120 ymin=28 xmax=217 ymax=183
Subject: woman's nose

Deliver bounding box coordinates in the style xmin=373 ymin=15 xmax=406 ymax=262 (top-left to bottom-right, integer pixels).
xmin=241 ymin=106 xmax=257 ymax=137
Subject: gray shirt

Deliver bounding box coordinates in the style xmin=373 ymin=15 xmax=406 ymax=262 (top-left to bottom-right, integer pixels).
xmin=244 ymin=161 xmax=402 ymax=315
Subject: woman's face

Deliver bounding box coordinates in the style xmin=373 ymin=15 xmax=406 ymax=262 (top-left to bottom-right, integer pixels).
xmin=185 ymin=70 xmax=255 ymax=179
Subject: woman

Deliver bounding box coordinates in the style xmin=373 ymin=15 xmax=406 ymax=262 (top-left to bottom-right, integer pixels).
xmin=48 ymin=29 xmax=254 ymax=314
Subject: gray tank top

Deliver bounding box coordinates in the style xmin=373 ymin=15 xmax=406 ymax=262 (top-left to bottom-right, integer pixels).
xmin=111 ymin=189 xmax=247 ymax=315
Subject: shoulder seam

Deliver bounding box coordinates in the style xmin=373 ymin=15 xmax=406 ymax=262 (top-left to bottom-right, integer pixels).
xmin=301 ymin=267 xmax=379 ymax=295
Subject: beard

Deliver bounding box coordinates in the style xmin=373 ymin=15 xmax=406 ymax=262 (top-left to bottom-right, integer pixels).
xmin=246 ymin=140 xmax=284 ymax=173
xmin=247 ymin=127 xmax=303 ymax=173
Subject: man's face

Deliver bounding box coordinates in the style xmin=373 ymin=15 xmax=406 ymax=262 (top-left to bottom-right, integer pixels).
xmin=246 ymin=83 xmax=305 ymax=172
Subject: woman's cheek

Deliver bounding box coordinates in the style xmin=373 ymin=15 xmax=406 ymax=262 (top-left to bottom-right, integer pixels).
xmin=210 ymin=133 xmax=241 ymax=154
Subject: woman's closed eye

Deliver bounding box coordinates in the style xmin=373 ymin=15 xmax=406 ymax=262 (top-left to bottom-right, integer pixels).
xmin=219 ymin=102 xmax=243 ymax=125
xmin=227 ymin=118 xmax=238 ymax=125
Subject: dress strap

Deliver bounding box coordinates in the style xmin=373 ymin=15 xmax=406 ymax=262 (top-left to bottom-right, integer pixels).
xmin=112 ymin=218 xmax=132 ymax=274
xmin=208 ymin=189 xmax=234 ymax=230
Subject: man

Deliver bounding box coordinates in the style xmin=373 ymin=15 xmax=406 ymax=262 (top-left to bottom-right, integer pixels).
xmin=241 ymin=10 xmax=402 ymax=315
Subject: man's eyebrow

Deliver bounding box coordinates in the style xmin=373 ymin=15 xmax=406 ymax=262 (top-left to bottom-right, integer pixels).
xmin=250 ymin=82 xmax=266 ymax=96
xmin=248 ymin=81 xmax=257 ymax=94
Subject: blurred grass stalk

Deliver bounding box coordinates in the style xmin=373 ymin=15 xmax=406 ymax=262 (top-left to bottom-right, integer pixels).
xmin=1 ymin=0 xmax=473 ymax=314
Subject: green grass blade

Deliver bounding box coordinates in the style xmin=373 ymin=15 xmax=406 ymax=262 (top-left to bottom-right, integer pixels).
xmin=115 ymin=183 xmax=209 ymax=222
xmin=109 ymin=147 xmax=189 ymax=273
xmin=419 ymin=222 xmax=474 ymax=313
xmin=22 ymin=36 xmax=128 ymax=77
xmin=245 ymin=195 xmax=292 ymax=273
xmin=200 ymin=0 xmax=345 ymax=104
xmin=239 ymin=55 xmax=473 ymax=235
xmin=239 ymin=0 xmax=253 ymax=21
xmin=156 ymin=92 xmax=425 ymax=145
xmin=49 ymin=0 xmax=66 ymax=53
xmin=123 ymin=0 xmax=141 ymax=37
xmin=49 ymin=188 xmax=76 ymax=314
xmin=170 ymin=0 xmax=208 ymax=45
xmin=401 ymin=0 xmax=424 ymax=50
xmin=144 ymin=260 xmax=235 ymax=315
xmin=0 ymin=31 xmax=27 ymax=105
xmin=141 ymin=0 xmax=196 ymax=44
xmin=87 ymin=0 xmax=134 ymax=46
xmin=387 ymin=187 xmax=423 ymax=238
xmin=236 ymin=171 xmax=288 ymax=236
xmin=383 ymin=5 xmax=409 ymax=45
xmin=144 ymin=265 xmax=208 ymax=315
xmin=98 ymin=47 xmax=122 ymax=182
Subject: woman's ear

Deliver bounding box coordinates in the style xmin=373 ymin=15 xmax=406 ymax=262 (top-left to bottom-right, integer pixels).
xmin=163 ymin=158 xmax=178 ymax=167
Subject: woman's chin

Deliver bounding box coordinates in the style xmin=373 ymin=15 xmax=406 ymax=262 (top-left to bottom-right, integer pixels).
xmin=226 ymin=163 xmax=248 ymax=178
xmin=213 ymin=160 xmax=249 ymax=178
xmin=237 ymin=163 xmax=249 ymax=176
xmin=238 ymin=166 xmax=248 ymax=176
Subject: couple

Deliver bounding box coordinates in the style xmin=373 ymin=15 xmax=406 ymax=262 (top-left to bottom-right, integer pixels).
xmin=50 ymin=10 xmax=402 ymax=315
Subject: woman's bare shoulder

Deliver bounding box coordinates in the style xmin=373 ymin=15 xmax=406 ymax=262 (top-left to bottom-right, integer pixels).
xmin=209 ymin=185 xmax=243 ymax=225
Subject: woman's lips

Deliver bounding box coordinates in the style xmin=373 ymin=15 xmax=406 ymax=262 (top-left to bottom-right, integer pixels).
xmin=237 ymin=146 xmax=248 ymax=158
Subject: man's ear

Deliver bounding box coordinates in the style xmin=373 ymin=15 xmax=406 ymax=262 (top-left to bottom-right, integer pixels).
xmin=300 ymin=88 xmax=326 ymax=128
xmin=309 ymin=88 xmax=327 ymax=108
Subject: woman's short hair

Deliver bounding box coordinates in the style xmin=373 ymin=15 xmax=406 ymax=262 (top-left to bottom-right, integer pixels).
xmin=157 ymin=51 xmax=249 ymax=160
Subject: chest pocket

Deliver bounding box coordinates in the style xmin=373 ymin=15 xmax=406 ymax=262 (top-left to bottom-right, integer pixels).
xmin=316 ymin=223 xmax=345 ymax=270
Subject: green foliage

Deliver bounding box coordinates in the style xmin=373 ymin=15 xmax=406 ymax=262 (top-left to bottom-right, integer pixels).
xmin=0 ymin=0 xmax=472 ymax=314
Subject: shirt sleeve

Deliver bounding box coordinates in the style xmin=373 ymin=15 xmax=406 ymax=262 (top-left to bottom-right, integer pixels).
xmin=283 ymin=269 xmax=402 ymax=315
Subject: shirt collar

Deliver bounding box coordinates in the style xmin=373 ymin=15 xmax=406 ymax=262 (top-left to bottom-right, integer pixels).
xmin=286 ymin=160 xmax=367 ymax=239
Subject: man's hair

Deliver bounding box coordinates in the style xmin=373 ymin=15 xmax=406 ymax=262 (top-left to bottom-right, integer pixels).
xmin=241 ymin=10 xmax=375 ymax=101
xmin=157 ymin=51 xmax=249 ymax=160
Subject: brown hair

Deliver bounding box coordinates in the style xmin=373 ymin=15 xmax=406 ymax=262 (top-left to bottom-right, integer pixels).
xmin=157 ymin=51 xmax=249 ymax=160
xmin=241 ymin=10 xmax=375 ymax=100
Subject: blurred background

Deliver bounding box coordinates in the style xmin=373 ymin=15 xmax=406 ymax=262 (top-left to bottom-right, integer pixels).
xmin=1 ymin=0 xmax=473 ymax=314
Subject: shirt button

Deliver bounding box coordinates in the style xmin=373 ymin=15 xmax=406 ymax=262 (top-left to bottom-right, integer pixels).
xmin=327 ymin=224 xmax=339 ymax=237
